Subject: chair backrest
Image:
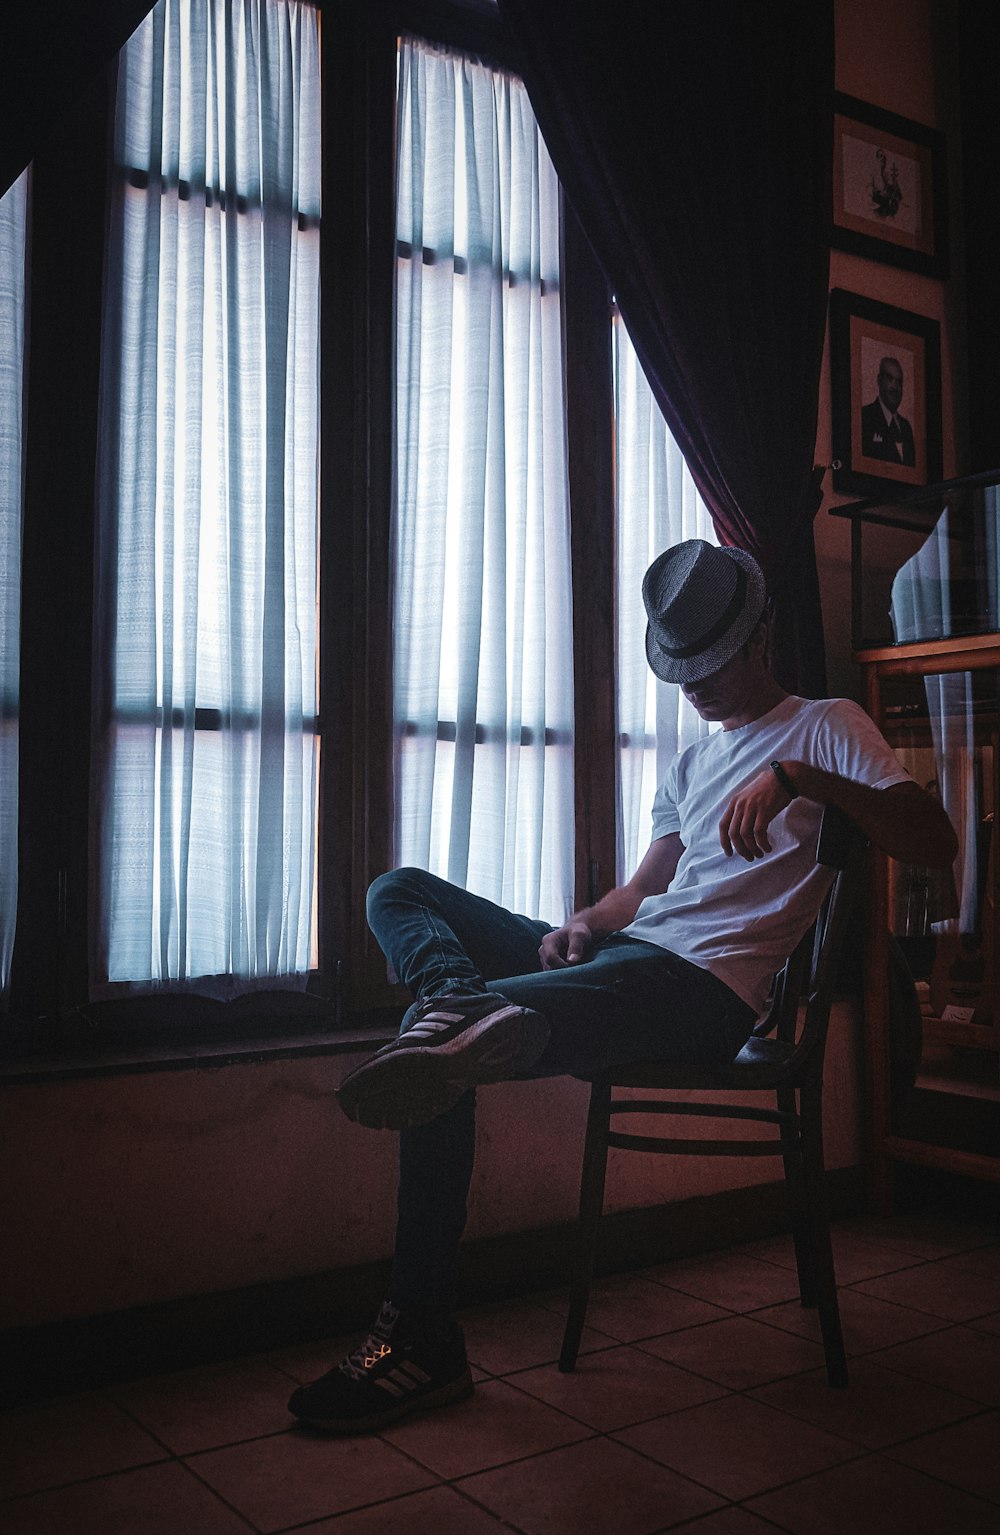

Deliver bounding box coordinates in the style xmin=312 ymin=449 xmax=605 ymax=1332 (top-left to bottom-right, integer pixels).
xmin=752 ymin=804 xmax=867 ymax=1073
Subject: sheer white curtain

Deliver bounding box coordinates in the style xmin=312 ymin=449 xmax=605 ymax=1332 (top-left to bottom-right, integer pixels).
xmin=615 ymin=313 xmax=718 ymax=882
xmin=0 ymin=169 xmax=28 ymax=994
xmin=93 ymin=0 xmax=320 ymax=994
xmin=393 ymin=37 xmax=574 ymax=923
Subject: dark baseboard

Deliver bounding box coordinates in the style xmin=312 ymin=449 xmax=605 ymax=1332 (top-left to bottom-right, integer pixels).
xmin=2 ymin=1167 xmax=865 ymax=1407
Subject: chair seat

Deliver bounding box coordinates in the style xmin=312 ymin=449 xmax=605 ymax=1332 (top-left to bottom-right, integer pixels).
xmin=575 ymin=1035 xmax=799 ymax=1093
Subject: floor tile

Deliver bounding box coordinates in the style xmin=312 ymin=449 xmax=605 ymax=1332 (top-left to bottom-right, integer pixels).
xmin=869 ymin=1323 xmax=1000 ymax=1404
xmin=459 ymin=1300 xmax=615 ymax=1374
xmin=8 ymin=1213 xmax=998 ymax=1535
xmin=503 ymin=1344 xmax=726 ymax=1431
xmin=850 ymin=1258 xmax=1000 ymax=1321
xmin=740 ymin=1229 xmax=920 ymax=1284
xmin=671 ymin=1510 xmax=797 ymax=1535
xmin=753 ymin=1287 xmax=946 ymax=1354
xmin=842 ymin=1213 xmax=1000 ymax=1259
xmin=640 ymin=1252 xmax=804 ymax=1312
xmin=458 ymin=1435 xmax=722 ymax=1535
xmin=379 ymin=1379 xmax=590 ymax=1478
xmin=886 ymin=1408 xmax=1000 ymax=1504
xmin=940 ymin=1243 xmax=1000 ymax=1280
xmin=638 ymin=1313 xmax=827 ymax=1389
xmin=613 ymin=1393 xmax=858 ymax=1500
xmin=541 ymin=1274 xmax=729 ymax=1340
xmin=0 ymin=1395 xmax=167 ymax=1501
xmin=285 ymin=1483 xmax=513 ymax=1534
xmin=750 ymin=1356 xmax=980 ymax=1449
xmin=0 ymin=1461 xmax=255 ymax=1535
xmin=267 ymin=1333 xmax=358 ymax=1384
xmin=108 ymin=1357 xmax=301 ymax=1453
xmin=747 ymin=1450 xmax=1000 ymax=1535
xmin=186 ymin=1428 xmax=435 ymax=1532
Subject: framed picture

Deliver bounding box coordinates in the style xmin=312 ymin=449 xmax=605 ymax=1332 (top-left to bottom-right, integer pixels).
xmin=833 ymin=93 xmax=948 ymax=279
xmin=829 ymin=289 xmax=942 ymax=496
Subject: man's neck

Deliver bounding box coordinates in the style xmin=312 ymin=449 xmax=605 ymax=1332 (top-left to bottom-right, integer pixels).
xmin=721 ymin=678 xmax=789 ymax=731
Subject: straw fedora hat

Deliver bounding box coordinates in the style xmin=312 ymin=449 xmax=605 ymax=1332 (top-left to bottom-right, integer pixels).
xmin=643 ymin=540 xmax=767 ymax=686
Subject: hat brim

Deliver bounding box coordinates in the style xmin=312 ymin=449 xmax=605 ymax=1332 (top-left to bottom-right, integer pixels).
xmin=645 ymin=548 xmax=767 ymax=686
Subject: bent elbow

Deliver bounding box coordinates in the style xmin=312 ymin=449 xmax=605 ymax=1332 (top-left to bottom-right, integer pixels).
xmin=886 ymin=806 xmax=958 ymax=870
xmin=921 ymin=814 xmax=958 ymax=870
xmin=938 ymin=821 xmax=960 ymax=869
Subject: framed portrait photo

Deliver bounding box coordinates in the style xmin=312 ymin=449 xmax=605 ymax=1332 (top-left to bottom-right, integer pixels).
xmin=833 ymin=93 xmax=949 ymax=279
xmin=830 ymin=289 xmax=942 ymax=496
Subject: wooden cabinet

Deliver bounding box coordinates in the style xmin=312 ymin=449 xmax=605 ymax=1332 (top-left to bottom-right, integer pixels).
xmin=858 ymin=634 xmax=1000 ymax=1206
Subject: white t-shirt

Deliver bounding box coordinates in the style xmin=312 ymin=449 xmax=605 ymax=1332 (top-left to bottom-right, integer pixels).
xmin=621 ymin=695 xmax=911 ymax=1015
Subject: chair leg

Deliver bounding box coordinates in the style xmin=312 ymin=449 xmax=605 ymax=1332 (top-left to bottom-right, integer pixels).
xmin=559 ymin=1079 xmax=612 ymax=1373
xmin=777 ymin=1083 xmax=817 ymax=1308
xmin=799 ymin=1080 xmax=848 ymax=1388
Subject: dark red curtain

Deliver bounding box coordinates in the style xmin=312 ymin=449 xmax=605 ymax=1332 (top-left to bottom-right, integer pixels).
xmin=498 ymin=0 xmax=834 ymax=696
xmin=0 ymin=3 xmax=155 ymax=201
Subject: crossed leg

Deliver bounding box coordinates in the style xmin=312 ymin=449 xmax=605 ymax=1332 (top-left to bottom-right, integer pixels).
xmin=363 ymin=867 xmax=755 ymax=1311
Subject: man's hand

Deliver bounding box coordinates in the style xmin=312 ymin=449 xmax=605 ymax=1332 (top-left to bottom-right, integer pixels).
xmin=539 ymin=917 xmax=596 ymax=969
xmin=537 ymin=833 xmax=684 ymax=970
xmin=719 ymin=766 xmax=792 ymax=860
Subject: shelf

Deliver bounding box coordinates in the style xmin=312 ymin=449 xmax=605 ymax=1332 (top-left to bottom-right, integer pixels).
xmin=854 ymin=633 xmax=1000 ymax=666
xmin=913 ymin=1041 xmax=1000 ymax=1099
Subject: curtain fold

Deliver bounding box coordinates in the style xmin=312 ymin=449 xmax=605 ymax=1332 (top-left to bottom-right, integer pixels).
xmin=497 ymin=0 xmax=834 ymax=696
xmin=0 ymin=169 xmax=28 ymax=995
xmin=393 ymin=37 xmax=575 ymax=923
xmin=93 ymin=0 xmax=321 ymax=995
xmin=614 ymin=313 xmax=717 ymax=882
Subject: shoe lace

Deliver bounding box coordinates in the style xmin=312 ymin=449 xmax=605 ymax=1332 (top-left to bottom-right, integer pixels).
xmin=339 ymin=1299 xmax=400 ymax=1382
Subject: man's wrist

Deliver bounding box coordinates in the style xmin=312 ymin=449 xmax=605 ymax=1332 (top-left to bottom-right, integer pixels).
xmin=770 ymin=759 xmax=798 ymax=800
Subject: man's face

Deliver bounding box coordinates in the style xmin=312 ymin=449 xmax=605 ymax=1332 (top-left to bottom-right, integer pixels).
xmin=877 ymin=359 xmax=904 ymax=413
xmin=681 ymin=644 xmax=756 ymax=725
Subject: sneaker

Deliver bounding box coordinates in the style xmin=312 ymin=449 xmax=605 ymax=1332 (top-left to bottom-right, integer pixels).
xmin=336 ymin=990 xmax=550 ymax=1130
xmin=287 ymin=1301 xmax=474 ymax=1434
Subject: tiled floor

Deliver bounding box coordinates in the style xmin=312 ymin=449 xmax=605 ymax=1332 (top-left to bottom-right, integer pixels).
xmin=3 ymin=1212 xmax=1000 ymax=1534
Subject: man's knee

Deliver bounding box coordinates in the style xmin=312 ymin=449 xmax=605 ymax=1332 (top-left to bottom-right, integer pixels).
xmin=366 ymin=866 xmax=433 ymax=929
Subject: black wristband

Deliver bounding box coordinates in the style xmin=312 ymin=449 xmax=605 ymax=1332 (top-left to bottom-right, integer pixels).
xmin=770 ymin=760 xmax=798 ymax=800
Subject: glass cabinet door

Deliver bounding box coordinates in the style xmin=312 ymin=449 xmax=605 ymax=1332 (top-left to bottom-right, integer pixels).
xmin=878 ymin=665 xmax=1000 ymax=1158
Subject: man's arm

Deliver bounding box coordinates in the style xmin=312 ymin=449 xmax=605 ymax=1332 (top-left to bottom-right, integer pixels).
xmin=719 ymin=765 xmax=957 ymax=869
xmin=538 ymin=832 xmax=684 ymax=970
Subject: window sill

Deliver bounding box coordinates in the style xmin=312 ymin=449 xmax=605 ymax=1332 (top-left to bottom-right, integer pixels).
xmin=0 ymin=1010 xmax=400 ymax=1086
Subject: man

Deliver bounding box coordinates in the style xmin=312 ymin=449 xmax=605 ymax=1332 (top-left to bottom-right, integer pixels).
xmin=288 ymin=539 xmax=956 ymax=1434
xmin=860 ymin=356 xmax=916 ymax=466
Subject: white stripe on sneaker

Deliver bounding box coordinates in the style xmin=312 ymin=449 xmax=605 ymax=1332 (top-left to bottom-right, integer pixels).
xmin=373 ymin=1376 xmax=406 ymax=1397
xmin=404 ymin=1015 xmax=464 ymax=1034
xmin=395 ymin=1361 xmax=432 ymax=1385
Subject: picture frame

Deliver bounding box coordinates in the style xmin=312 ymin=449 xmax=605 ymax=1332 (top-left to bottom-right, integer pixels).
xmin=833 ymin=93 xmax=949 ymax=279
xmin=829 ymin=289 xmax=942 ymax=497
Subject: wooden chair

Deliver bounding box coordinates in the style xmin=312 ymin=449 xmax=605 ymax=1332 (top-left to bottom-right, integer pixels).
xmin=559 ymin=805 xmax=866 ymax=1388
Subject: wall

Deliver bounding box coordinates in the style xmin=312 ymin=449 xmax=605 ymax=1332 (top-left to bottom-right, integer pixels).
xmin=2 ymin=1008 xmax=862 ymax=1330
xmin=817 ymin=0 xmax=965 ymax=699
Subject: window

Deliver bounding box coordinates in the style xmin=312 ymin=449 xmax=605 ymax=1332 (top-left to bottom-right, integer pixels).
xmin=5 ymin=0 xmax=721 ymax=1035
xmin=393 ymin=36 xmax=574 ymax=922
xmin=613 ymin=311 xmax=717 ymax=881
xmin=93 ymin=0 xmax=321 ymax=994
xmin=0 ymin=169 xmax=28 ymax=995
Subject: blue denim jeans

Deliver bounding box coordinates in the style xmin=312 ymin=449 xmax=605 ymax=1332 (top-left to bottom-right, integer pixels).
xmin=365 ymin=866 xmax=756 ymax=1314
